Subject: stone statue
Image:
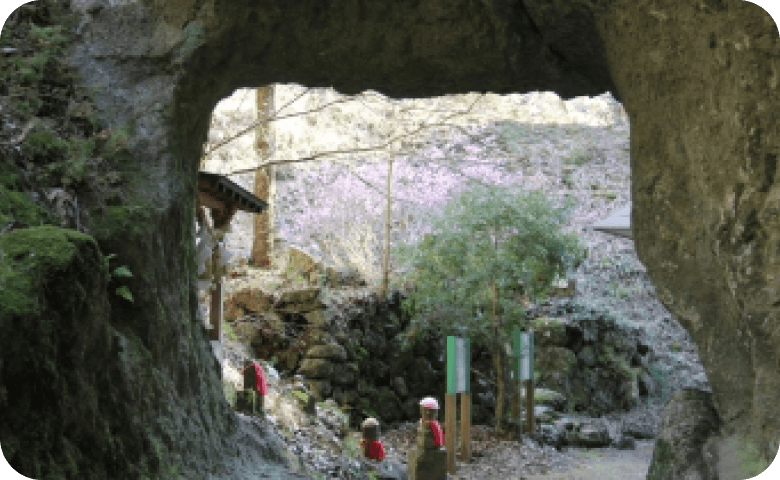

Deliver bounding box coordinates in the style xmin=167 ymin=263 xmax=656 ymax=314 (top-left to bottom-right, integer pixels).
xmin=360 ymin=417 xmax=385 ymax=461
xmin=407 ymin=397 xmax=447 ymax=480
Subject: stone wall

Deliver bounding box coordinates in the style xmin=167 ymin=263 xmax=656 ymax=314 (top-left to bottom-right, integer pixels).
xmin=225 ymin=283 xmax=662 ymax=431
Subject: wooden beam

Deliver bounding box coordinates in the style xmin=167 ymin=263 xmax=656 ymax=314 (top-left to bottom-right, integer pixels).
xmin=209 ymin=247 xmax=223 ymax=341
xmin=252 ymin=85 xmax=274 ymax=267
xmin=445 ymin=393 xmax=456 ymax=473
xmin=525 ymin=379 xmax=535 ymax=434
xmin=460 ymin=392 xmax=471 ymax=463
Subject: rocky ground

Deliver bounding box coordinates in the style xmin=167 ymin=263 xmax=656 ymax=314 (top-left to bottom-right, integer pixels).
xmin=219 ymin=337 xmax=662 ymax=480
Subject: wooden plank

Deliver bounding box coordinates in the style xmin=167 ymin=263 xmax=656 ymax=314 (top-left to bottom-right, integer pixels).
xmin=460 ymin=392 xmax=471 ymax=463
xmin=511 ymin=379 xmax=520 ymax=436
xmin=445 ymin=393 xmax=456 ymax=473
xmin=209 ymin=247 xmax=223 ymax=341
xmin=525 ymin=380 xmax=535 ymax=434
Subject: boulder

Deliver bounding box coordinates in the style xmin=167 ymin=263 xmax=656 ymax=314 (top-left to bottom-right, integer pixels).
xmin=374 ymin=460 xmax=408 ymax=480
xmin=306 ymin=343 xmax=347 ymax=361
xmin=224 ymin=288 xmax=273 ymax=320
xmin=305 ymin=379 xmax=332 ymax=400
xmin=326 ymin=265 xmax=366 ymax=287
xmin=297 ymin=358 xmax=334 ymax=379
xmin=534 ymin=388 xmax=567 ymax=411
xmin=646 ymin=389 xmax=720 ymax=480
xmin=303 ymin=309 xmax=327 ymax=328
xmin=573 ymin=422 xmax=611 ymax=448
xmin=286 ymin=245 xmax=320 ymax=275
xmin=331 ymin=362 xmax=358 ymax=386
xmin=530 ymin=316 xmax=569 ymax=347
xmin=273 ymin=286 xmax=323 ymax=309
xmin=392 ymin=377 xmax=409 ymax=398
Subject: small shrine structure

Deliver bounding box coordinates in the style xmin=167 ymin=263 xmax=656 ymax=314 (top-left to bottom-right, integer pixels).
xmin=195 ymin=172 xmax=268 ymax=356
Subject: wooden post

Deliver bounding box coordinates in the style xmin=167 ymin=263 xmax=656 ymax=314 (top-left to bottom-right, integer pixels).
xmin=209 ymin=247 xmax=222 ymax=341
xmin=445 ymin=393 xmax=456 ymax=473
xmin=460 ymin=392 xmax=471 ymax=462
xmin=445 ymin=335 xmax=471 ymax=472
xmin=512 ymin=377 xmax=521 ymax=436
xmin=379 ymin=157 xmax=393 ymax=298
xmin=525 ymin=379 xmax=535 ymax=434
xmin=251 ymin=85 xmax=274 ymax=267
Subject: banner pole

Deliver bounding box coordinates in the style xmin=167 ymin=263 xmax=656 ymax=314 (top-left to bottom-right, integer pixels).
xmin=460 ymin=392 xmax=471 ymax=462
xmin=445 ymin=393 xmax=456 ymax=473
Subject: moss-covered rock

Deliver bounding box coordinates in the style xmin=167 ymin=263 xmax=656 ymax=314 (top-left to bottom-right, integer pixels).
xmin=530 ymin=316 xmax=569 ymax=347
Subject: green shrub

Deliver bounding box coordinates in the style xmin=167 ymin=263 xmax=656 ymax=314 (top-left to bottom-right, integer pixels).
xmin=344 ymin=435 xmax=361 ymax=459
xmin=222 ymin=321 xmax=237 ymax=341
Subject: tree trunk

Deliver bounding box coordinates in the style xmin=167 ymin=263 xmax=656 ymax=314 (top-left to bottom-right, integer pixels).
xmin=251 ymin=85 xmax=275 ymax=267
xmin=380 ymin=157 xmax=393 ymax=297
xmin=492 ymin=349 xmax=505 ymax=433
xmin=491 ymin=280 xmax=505 ymax=433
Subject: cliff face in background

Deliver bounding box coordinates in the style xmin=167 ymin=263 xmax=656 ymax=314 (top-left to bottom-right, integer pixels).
xmin=1 ymin=0 xmax=778 ymax=478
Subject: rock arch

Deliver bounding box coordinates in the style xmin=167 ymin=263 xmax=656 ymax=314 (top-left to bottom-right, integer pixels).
xmin=32 ymin=0 xmax=780 ymax=476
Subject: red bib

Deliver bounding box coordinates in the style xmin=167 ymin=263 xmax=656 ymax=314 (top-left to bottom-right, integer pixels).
xmin=243 ymin=361 xmax=268 ymax=395
xmin=428 ymin=420 xmax=444 ymax=447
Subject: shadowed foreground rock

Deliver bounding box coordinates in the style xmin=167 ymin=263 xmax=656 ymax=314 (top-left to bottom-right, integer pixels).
xmin=1 ymin=0 xmax=778 ymax=477
xmin=647 ymin=389 xmax=720 ymax=480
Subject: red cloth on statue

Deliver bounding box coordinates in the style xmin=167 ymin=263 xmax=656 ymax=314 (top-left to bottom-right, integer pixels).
xmin=243 ymin=362 xmax=268 ymax=395
xmin=428 ymin=420 xmax=444 ymax=447
xmin=359 ymin=439 xmax=386 ymax=460
xmin=369 ymin=440 xmax=385 ymax=460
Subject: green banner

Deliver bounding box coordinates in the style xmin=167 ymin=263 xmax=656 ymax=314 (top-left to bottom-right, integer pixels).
xmin=512 ymin=328 xmax=534 ymax=381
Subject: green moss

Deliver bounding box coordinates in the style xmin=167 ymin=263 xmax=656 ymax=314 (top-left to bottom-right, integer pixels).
xmin=0 ymin=182 xmax=53 ymax=228
xmin=343 ymin=435 xmax=362 ymax=459
xmin=223 ymin=321 xmax=236 ymax=341
xmin=291 ymin=390 xmax=309 ymax=404
xmin=91 ymin=204 xmax=155 ymax=239
xmin=734 ymin=436 xmax=771 ymax=477
xmin=597 ymin=344 xmax=615 ymax=363
xmin=0 ymin=226 xmax=99 ymax=321
xmin=534 ymin=388 xmax=565 ymax=405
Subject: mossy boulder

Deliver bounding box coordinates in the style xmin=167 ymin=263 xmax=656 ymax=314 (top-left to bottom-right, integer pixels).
xmin=530 ymin=316 xmax=569 ymax=347
xmin=0 ymin=227 xmax=117 ymax=478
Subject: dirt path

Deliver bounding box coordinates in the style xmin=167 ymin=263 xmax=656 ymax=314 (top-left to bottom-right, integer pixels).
xmin=522 ymin=440 xmax=655 ymax=480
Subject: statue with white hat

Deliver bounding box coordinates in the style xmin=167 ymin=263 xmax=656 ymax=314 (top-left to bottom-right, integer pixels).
xmin=407 ymin=396 xmax=447 ymax=480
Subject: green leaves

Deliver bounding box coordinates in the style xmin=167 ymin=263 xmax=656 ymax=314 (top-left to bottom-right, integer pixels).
xmin=391 ymin=183 xmax=585 ymax=351
xmin=112 ymin=266 xmax=133 ymax=278
xmin=105 ymin=253 xmax=134 ymax=302
xmin=115 ymin=285 xmax=134 ymax=302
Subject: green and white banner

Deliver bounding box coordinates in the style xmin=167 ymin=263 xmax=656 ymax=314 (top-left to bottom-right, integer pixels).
xmin=446 ymin=336 xmax=470 ymax=393
xmin=512 ymin=328 xmax=534 ymax=381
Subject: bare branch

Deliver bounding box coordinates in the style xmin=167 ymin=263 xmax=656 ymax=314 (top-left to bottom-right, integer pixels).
xmin=204 ymin=89 xmax=361 ymax=156
xmin=225 ymin=93 xmax=487 ymax=175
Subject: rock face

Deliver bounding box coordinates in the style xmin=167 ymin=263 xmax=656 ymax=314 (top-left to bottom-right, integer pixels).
xmin=647 ymin=389 xmax=721 ymax=480
xmin=608 ymin=1 xmax=780 ymax=472
xmin=2 ymin=0 xmax=777 ymax=477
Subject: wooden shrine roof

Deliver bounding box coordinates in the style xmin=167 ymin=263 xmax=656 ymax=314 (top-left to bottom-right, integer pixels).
xmin=197 ymin=172 xmax=268 ymax=214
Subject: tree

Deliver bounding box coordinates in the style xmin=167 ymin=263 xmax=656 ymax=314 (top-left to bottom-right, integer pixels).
xmin=388 ymin=183 xmax=585 ymax=432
